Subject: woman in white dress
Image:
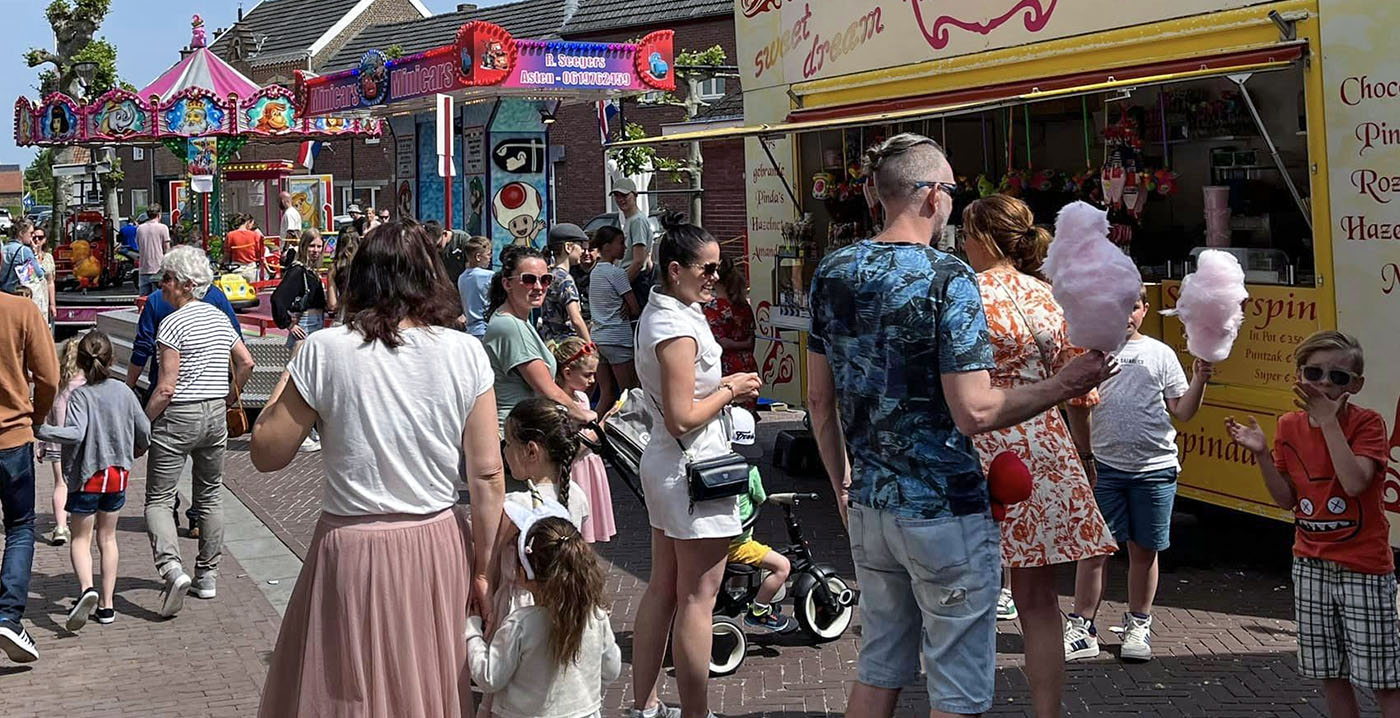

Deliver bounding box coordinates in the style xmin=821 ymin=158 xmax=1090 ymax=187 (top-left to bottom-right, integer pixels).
xmin=628 ymin=214 xmax=762 ymax=718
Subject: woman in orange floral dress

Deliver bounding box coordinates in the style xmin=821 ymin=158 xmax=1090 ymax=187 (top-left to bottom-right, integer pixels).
xmin=962 ymin=195 xmax=1116 ymax=718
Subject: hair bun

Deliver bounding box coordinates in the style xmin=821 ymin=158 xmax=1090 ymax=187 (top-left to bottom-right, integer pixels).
xmin=659 ymin=211 xmax=689 ymax=231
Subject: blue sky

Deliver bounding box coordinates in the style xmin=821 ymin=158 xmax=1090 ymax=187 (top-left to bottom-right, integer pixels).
xmin=0 ymin=0 xmax=515 ymax=168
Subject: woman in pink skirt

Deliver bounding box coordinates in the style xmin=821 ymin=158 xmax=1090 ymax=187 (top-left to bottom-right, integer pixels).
xmin=553 ymin=336 xmax=616 ymax=542
xmin=251 ymin=221 xmax=506 ymax=718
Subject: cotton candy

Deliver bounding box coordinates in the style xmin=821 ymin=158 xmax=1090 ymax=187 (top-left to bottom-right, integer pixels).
xmin=1162 ymin=249 xmax=1248 ymax=362
xmin=1043 ymin=201 xmax=1142 ymax=354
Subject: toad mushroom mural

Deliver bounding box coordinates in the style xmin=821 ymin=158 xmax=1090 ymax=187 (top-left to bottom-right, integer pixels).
xmin=493 ymin=181 xmax=546 ymax=248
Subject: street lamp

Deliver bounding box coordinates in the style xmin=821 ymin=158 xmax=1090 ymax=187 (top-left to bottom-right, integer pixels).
xmin=71 ymin=61 xmax=98 ymax=96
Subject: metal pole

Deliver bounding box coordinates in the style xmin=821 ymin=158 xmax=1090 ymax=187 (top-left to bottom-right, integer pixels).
xmin=1229 ymin=73 xmax=1311 ymax=230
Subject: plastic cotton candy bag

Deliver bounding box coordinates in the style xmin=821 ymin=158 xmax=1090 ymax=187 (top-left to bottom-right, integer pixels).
xmin=1161 ymin=249 xmax=1248 ymax=362
xmin=1042 ymin=201 xmax=1142 ymax=354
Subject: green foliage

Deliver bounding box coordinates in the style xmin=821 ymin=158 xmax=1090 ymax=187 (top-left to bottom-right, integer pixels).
xmin=607 ymin=123 xmax=684 ymax=178
xmin=46 ymin=0 xmax=111 ymax=26
xmin=70 ymin=38 xmax=120 ymax=99
xmin=386 ymin=44 xmax=404 ymax=60
xmin=675 ymin=45 xmax=727 ymax=69
xmin=24 ymin=150 xmax=55 ymax=205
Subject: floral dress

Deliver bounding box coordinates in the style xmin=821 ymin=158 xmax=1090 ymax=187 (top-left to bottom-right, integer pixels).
xmin=703 ymin=296 xmax=759 ymax=411
xmin=973 ymin=264 xmax=1116 ymax=568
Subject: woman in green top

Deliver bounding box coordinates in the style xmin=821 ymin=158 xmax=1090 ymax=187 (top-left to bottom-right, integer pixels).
xmin=483 ymin=247 xmax=596 ymax=432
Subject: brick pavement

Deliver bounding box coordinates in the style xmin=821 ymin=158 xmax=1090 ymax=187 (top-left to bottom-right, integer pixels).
xmin=0 ymin=458 xmax=281 ymax=718
xmin=220 ymin=414 xmax=1373 ymax=717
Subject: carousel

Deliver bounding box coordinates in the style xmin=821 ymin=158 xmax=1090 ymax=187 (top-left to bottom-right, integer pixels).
xmin=14 ymin=15 xmax=380 ymax=289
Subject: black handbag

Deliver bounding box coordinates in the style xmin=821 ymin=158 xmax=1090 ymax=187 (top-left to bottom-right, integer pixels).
xmin=652 ymin=395 xmax=750 ymax=513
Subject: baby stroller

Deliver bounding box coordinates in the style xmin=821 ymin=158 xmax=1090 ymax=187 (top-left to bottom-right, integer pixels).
xmin=585 ymin=389 xmax=856 ymax=676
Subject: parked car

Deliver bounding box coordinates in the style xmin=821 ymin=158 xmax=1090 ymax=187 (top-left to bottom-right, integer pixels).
xmin=581 ymin=211 xmax=664 ymax=240
xmin=25 ymin=205 xmax=50 ymax=222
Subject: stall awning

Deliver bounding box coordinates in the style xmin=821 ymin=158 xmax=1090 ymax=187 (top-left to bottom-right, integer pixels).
xmin=605 ymin=44 xmax=1304 ymax=148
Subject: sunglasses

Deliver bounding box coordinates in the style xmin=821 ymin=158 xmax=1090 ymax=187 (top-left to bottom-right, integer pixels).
xmin=511 ymin=272 xmax=554 ymax=288
xmin=911 ymin=181 xmax=959 ymax=196
xmin=690 ymin=262 xmax=721 ymax=277
xmin=562 ymin=342 xmax=597 ymax=366
xmin=1301 ymin=365 xmax=1357 ymax=387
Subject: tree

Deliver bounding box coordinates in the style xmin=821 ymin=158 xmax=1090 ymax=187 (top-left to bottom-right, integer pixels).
xmin=607 ymin=45 xmax=738 ymax=225
xmin=24 ymin=150 xmax=56 ymax=205
xmin=22 ymin=0 xmax=119 ymax=239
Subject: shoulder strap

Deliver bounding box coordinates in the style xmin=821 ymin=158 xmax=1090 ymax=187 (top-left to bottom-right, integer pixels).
xmin=985 ymin=270 xmax=1054 ymax=380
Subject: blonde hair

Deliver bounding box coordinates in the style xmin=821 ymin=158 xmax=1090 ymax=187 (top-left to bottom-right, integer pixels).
xmin=552 ymin=337 xmax=598 ymax=378
xmin=962 ymin=195 xmax=1051 ymax=282
xmin=57 ymin=337 xmax=82 ymax=386
xmin=1294 ymin=330 xmax=1365 ymax=375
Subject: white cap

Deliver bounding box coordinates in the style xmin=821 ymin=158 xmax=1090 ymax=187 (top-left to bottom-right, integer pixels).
xmin=729 ymin=406 xmax=756 ymax=446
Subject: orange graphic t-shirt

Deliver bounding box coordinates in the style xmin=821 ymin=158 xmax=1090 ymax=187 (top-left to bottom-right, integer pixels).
xmin=1272 ymin=405 xmax=1392 ymax=574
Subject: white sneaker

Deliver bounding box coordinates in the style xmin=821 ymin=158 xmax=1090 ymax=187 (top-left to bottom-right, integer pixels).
xmin=628 ymin=702 xmax=682 ymax=718
xmin=298 ymin=436 xmax=322 ymax=453
xmin=44 ymin=525 xmax=70 ymax=546
xmin=1064 ymin=614 xmax=1100 ymax=661
xmin=1120 ymin=612 xmax=1153 ymax=662
xmin=0 ymin=620 xmax=38 ymax=662
xmin=996 ymin=587 xmax=1018 ymax=621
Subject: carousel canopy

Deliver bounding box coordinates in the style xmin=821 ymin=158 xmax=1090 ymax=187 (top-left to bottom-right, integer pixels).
xmin=14 ymin=14 xmax=380 ymax=147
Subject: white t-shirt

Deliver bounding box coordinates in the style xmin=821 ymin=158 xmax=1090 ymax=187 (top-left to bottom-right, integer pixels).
xmin=156 ymin=301 xmax=241 ymax=402
xmin=288 ymin=325 xmax=494 ymax=516
xmin=280 ymin=206 xmax=302 ymax=237
xmin=506 ymin=481 xmax=590 ymax=531
xmin=1090 ymin=335 xmax=1190 ymax=473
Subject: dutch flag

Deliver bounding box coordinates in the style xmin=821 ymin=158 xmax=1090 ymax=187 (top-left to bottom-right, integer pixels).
xmin=597 ymin=100 xmax=619 ymax=144
xmin=297 ymin=141 xmax=324 ymax=171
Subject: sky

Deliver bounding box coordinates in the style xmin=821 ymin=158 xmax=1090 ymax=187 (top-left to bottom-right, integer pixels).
xmin=0 ymin=0 xmax=516 ymax=169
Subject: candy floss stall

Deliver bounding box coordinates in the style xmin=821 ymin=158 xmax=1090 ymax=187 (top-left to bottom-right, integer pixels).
xmin=296 ymin=21 xmax=675 ymax=262
xmin=617 ymin=0 xmax=1400 ymax=539
xmin=14 ymin=15 xmax=380 ymax=273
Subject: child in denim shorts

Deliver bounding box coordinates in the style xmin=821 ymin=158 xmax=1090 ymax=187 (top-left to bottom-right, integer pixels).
xmin=1227 ymin=331 xmax=1400 ymax=715
xmin=36 ymin=331 xmax=150 ymax=632
xmin=1066 ymin=286 xmax=1211 ymax=663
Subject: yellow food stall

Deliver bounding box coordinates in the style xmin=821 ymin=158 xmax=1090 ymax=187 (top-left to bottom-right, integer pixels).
xmin=614 ymin=0 xmax=1400 ymax=540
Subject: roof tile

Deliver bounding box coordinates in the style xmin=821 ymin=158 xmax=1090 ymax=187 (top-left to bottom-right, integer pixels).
xmin=561 ymin=0 xmax=731 ymax=36
xmin=324 ymin=0 xmax=566 ymax=73
xmin=210 ymin=0 xmax=364 ymax=62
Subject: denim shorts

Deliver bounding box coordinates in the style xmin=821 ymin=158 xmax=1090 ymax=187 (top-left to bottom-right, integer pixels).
xmin=847 ymin=504 xmax=1000 ymax=715
xmin=66 ymin=490 xmax=126 ymax=515
xmin=1093 ymin=461 xmax=1177 ymax=551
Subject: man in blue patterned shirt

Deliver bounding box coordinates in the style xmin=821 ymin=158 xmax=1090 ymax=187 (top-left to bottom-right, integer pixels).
xmin=807 ymin=133 xmax=1113 ymax=718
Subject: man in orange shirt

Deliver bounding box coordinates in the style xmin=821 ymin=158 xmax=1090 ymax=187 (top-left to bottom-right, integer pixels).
xmin=1227 ymin=331 xmax=1400 ymax=718
xmin=224 ymin=213 xmax=264 ymax=284
xmin=0 ymin=292 xmax=58 ymax=663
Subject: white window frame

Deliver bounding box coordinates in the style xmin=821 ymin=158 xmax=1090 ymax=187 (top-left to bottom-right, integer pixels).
xmin=695 ymin=77 xmax=725 ymax=102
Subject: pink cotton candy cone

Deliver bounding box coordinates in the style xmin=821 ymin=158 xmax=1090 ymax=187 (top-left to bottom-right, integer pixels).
xmin=1043 ymin=201 xmax=1142 ymax=354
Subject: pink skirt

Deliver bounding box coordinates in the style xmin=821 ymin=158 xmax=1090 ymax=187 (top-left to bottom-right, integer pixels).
xmin=259 ymin=508 xmax=476 ymax=718
xmin=573 ymin=453 xmax=615 ymax=543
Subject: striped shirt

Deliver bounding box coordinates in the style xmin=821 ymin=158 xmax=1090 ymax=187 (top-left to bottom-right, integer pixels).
xmin=588 ymin=260 xmax=634 ymax=346
xmin=156 ymin=301 xmax=241 ymax=402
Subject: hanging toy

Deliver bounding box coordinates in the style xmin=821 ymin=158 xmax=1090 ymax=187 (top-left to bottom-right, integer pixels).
xmin=1153 ymin=168 xmax=1179 ymax=196
xmin=977 ymin=174 xmax=996 ymax=198
xmin=811 ymin=171 xmax=834 ymax=201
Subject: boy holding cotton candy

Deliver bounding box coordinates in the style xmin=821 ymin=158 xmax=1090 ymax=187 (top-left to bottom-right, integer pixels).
xmin=1226 ymin=332 xmax=1400 ymax=718
xmin=1065 ymin=285 xmax=1212 ymax=664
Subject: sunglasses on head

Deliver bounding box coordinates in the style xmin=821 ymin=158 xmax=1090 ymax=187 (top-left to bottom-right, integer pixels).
xmin=1301 ymin=365 xmax=1356 ymax=386
xmin=562 ymin=342 xmax=597 ymax=366
xmin=511 ymin=272 xmax=554 ymax=287
xmin=690 ymin=262 xmax=721 ymax=277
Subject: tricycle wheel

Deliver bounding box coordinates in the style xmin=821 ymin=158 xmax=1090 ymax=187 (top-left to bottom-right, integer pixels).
xmin=709 ymin=616 xmax=747 ymax=676
xmin=795 ymin=575 xmax=855 ymax=641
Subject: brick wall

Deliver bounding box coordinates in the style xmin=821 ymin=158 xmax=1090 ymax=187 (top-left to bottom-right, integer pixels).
xmin=553 ymin=15 xmax=747 ymax=244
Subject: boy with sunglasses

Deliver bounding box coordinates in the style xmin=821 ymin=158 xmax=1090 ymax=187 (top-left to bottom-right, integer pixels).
xmin=1226 ymin=331 xmax=1400 ymax=717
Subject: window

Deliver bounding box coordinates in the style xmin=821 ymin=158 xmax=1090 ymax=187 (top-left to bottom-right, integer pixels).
xmin=132 ymin=147 xmax=144 ymax=161
xmin=694 ymin=77 xmax=726 ymax=102
xmin=639 ymin=91 xmax=667 ymax=105
xmin=131 ymin=189 xmax=148 ymax=215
